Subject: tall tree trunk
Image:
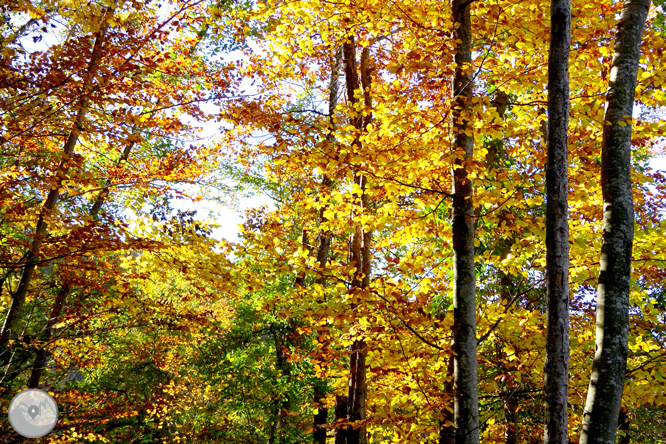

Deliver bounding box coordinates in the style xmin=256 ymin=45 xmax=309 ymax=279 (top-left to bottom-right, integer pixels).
xmin=499 ymin=269 xmax=519 ymax=444
xmin=504 ymin=393 xmax=519 ymax=444
xmin=0 ymin=21 xmax=110 ymax=349
xmin=342 ymin=38 xmax=373 ymax=444
xmin=579 ymin=1 xmax=650 ymax=443
xmin=486 ymin=91 xmax=521 ymax=444
xmin=272 ymin=326 xmax=292 ymax=442
xmin=26 ymin=137 xmax=135 ymax=389
xmin=544 ymin=0 xmax=571 ymax=443
xmin=312 ymin=47 xmax=342 ymax=444
xmin=450 ymin=1 xmax=479 ymax=443
xmin=335 ymin=395 xmax=349 ymax=444
xmin=27 ymin=285 xmax=68 ymax=388
xmin=439 ymin=356 xmax=455 ymax=444
xmin=313 ymin=383 xmax=328 ymax=444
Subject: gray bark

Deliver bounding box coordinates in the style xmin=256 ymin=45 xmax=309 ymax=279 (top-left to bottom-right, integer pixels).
xmin=579 ymin=1 xmax=651 ymax=444
xmin=451 ymin=1 xmax=479 ymax=444
xmin=544 ymin=0 xmax=571 ymax=443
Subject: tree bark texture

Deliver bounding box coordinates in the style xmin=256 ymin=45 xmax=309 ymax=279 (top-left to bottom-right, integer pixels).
xmin=451 ymin=1 xmax=479 ymax=444
xmin=579 ymin=2 xmax=650 ymax=444
xmin=0 ymin=23 xmax=109 ymax=349
xmin=544 ymin=0 xmax=571 ymax=443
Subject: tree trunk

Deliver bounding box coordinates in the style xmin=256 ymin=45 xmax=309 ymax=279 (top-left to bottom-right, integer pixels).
xmin=504 ymin=393 xmax=519 ymax=444
xmin=488 ymin=91 xmax=521 ymax=444
xmin=26 ymin=135 xmax=135 ymax=389
xmin=0 ymin=21 xmax=110 ymax=349
xmin=335 ymin=395 xmax=349 ymax=444
xmin=439 ymin=356 xmax=455 ymax=444
xmin=450 ymin=1 xmax=479 ymax=444
xmin=313 ymin=383 xmax=328 ymax=444
xmin=342 ymin=37 xmax=373 ymax=444
xmin=618 ymin=408 xmax=630 ymax=444
xmin=271 ymin=327 xmax=291 ymax=442
xmin=308 ymin=46 xmax=342 ymax=444
xmin=499 ymin=271 xmax=519 ymax=444
xmin=27 ymin=285 xmax=68 ymax=389
xmin=579 ymin=2 xmax=650 ymax=444
xmin=544 ymin=0 xmax=571 ymax=443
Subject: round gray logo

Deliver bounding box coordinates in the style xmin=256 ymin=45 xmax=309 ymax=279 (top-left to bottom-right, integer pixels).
xmin=8 ymin=389 xmax=58 ymax=438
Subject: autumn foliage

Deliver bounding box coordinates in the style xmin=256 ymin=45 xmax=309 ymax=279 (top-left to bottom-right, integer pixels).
xmin=0 ymin=0 xmax=665 ymax=443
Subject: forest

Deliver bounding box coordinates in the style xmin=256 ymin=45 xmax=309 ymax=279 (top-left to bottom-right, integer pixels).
xmin=1 ymin=0 xmax=665 ymax=442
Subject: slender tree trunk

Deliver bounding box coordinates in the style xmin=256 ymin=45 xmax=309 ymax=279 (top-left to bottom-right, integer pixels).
xmin=504 ymin=393 xmax=519 ymax=444
xmin=346 ymin=338 xmax=367 ymax=444
xmin=439 ymin=356 xmax=455 ymax=444
xmin=91 ymin=141 xmax=135 ymax=217
xmin=544 ymin=0 xmax=571 ymax=443
xmin=313 ymin=383 xmax=328 ymax=444
xmin=484 ymin=91 xmax=520 ymax=444
xmin=335 ymin=395 xmax=349 ymax=444
xmin=271 ymin=327 xmax=292 ymax=442
xmin=26 ymin=136 xmax=135 ymax=388
xmin=0 ymin=22 xmax=109 ymax=349
xmin=342 ymin=37 xmax=373 ymax=444
xmin=450 ymin=1 xmax=479 ymax=443
xmin=27 ymin=285 xmax=68 ymax=388
xmin=311 ymin=48 xmax=342 ymax=444
xmin=579 ymin=2 xmax=650 ymax=444
xmin=499 ymin=269 xmax=519 ymax=444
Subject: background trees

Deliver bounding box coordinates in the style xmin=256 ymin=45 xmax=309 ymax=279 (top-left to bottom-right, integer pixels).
xmin=0 ymin=0 xmax=665 ymax=442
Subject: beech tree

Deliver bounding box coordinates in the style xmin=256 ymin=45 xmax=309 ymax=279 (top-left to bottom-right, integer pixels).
xmin=450 ymin=0 xmax=480 ymax=443
xmin=580 ymin=1 xmax=652 ymax=443
xmin=544 ymin=0 xmax=571 ymax=443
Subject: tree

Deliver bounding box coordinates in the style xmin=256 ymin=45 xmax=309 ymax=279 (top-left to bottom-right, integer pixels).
xmin=579 ymin=1 xmax=653 ymax=443
xmin=544 ymin=0 xmax=571 ymax=443
xmin=0 ymin=11 xmax=111 ymax=350
xmin=451 ymin=0 xmax=480 ymax=443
